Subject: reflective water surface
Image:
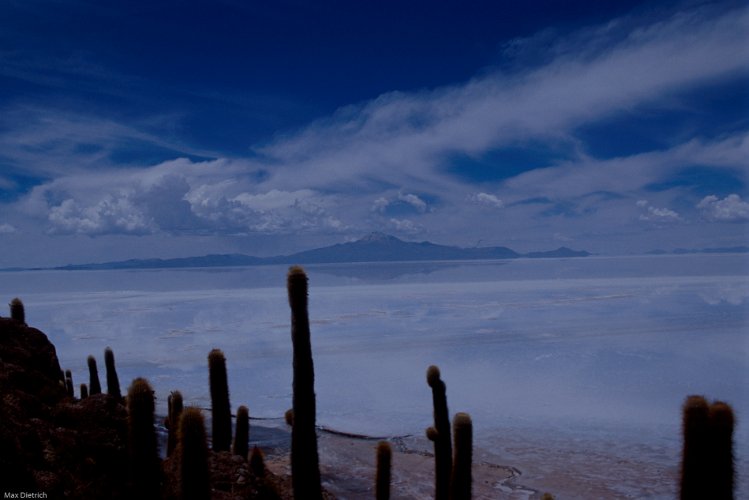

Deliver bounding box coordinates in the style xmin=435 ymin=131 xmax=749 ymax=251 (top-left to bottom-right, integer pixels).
xmin=2 ymin=254 xmax=747 ymax=497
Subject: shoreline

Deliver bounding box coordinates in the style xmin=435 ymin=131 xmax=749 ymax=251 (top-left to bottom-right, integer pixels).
xmin=256 ymin=422 xmax=681 ymax=499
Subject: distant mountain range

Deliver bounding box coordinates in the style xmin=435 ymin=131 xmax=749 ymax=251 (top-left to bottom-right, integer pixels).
xmin=645 ymin=246 xmax=749 ymax=255
xmin=48 ymin=232 xmax=591 ymax=271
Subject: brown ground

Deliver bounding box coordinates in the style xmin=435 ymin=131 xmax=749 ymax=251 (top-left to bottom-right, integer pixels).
xmin=265 ymin=431 xmax=535 ymax=499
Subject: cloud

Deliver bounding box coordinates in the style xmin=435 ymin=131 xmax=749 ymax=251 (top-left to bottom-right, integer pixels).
xmin=231 ymin=189 xmax=316 ymax=211
xmin=47 ymin=195 xmax=154 ymax=235
xmin=0 ymin=223 xmax=17 ymax=234
xmin=397 ymin=193 xmax=428 ymax=213
xmin=371 ymin=197 xmax=389 ymax=212
xmin=2 ymin=3 xmax=747 ymax=252
xmin=470 ymin=192 xmax=504 ymax=208
xmin=388 ymin=218 xmax=422 ymax=235
xmin=636 ymin=199 xmax=680 ymax=223
xmin=0 ymin=105 xmax=219 ymax=179
xmin=371 ymin=192 xmax=430 ymax=215
xmin=256 ymin=4 xmax=749 ymax=192
xmin=502 ymin=134 xmax=748 ymax=203
xmin=698 ymin=194 xmax=749 ymax=221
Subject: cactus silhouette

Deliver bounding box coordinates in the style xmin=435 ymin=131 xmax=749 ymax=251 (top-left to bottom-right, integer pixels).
xmin=208 ymin=348 xmax=232 ymax=452
xmin=87 ymin=355 xmax=102 ymax=395
xmin=80 ymin=383 xmax=89 ymax=399
xmin=9 ymin=297 xmax=25 ymax=324
xmin=284 ymin=408 xmax=294 ymax=427
xmin=167 ymin=390 xmax=184 ymax=457
xmin=376 ymin=441 xmax=392 ymax=500
xmin=127 ymin=377 xmax=161 ymax=498
xmin=104 ymin=347 xmax=122 ymax=399
xmin=249 ymin=445 xmax=266 ymax=477
xmin=708 ymin=401 xmax=734 ymax=500
xmin=426 ymin=365 xmax=452 ymax=500
xmin=233 ymin=405 xmax=250 ymax=458
xmin=287 ymin=266 xmax=323 ymax=500
xmin=680 ymin=395 xmax=710 ymax=500
xmin=179 ymin=407 xmax=211 ymax=500
xmin=65 ymin=370 xmax=74 ymax=398
xmin=250 ymin=445 xmax=281 ymax=499
xmin=450 ymin=412 xmax=472 ymax=500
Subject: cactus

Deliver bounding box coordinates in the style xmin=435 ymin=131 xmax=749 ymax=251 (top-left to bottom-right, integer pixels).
xmin=250 ymin=446 xmax=282 ymax=499
xmin=450 ymin=412 xmax=472 ymax=500
xmin=426 ymin=365 xmax=452 ymax=500
xmin=375 ymin=441 xmax=392 ymax=500
xmin=233 ymin=405 xmax=250 ymax=458
xmin=104 ymin=347 xmax=122 ymax=399
xmin=167 ymin=390 xmax=184 ymax=457
xmin=208 ymin=348 xmax=232 ymax=452
xmin=9 ymin=297 xmax=25 ymax=324
xmin=80 ymin=383 xmax=89 ymax=399
xmin=127 ymin=377 xmax=161 ymax=497
xmin=65 ymin=370 xmax=74 ymax=398
xmin=284 ymin=408 xmax=294 ymax=427
xmin=287 ymin=266 xmax=323 ymax=500
xmin=249 ymin=445 xmax=266 ymax=477
xmin=680 ymin=395 xmax=710 ymax=500
xmin=179 ymin=407 xmax=211 ymax=500
xmin=708 ymin=401 xmax=734 ymax=500
xmin=87 ymin=355 xmax=102 ymax=395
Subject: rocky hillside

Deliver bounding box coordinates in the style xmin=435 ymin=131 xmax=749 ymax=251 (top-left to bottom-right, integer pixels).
xmin=0 ymin=316 xmax=295 ymax=499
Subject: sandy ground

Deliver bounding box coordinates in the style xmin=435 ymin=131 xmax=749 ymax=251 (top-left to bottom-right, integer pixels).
xmin=258 ymin=423 xmax=680 ymax=499
xmin=265 ymin=430 xmax=549 ymax=499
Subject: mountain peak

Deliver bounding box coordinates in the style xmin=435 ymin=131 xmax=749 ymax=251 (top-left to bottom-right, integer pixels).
xmin=358 ymin=232 xmax=401 ymax=243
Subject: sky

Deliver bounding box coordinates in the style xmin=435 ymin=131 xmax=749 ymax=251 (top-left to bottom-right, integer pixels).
xmin=0 ymin=0 xmax=747 ymax=267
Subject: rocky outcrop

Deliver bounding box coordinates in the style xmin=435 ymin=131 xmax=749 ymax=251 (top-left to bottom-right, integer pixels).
xmin=0 ymin=317 xmax=129 ymax=498
xmin=0 ymin=316 xmax=298 ymax=499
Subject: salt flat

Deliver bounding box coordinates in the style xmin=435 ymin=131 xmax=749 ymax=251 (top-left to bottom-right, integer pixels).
xmin=2 ymin=254 xmax=747 ymax=497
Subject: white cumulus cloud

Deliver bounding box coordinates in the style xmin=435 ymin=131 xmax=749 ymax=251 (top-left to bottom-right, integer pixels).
xmin=47 ymin=195 xmax=155 ymax=235
xmin=388 ymin=218 xmax=422 ymax=235
xmin=697 ymin=194 xmax=749 ymax=221
xmin=470 ymin=192 xmax=504 ymax=208
xmin=637 ymin=199 xmax=680 ymax=222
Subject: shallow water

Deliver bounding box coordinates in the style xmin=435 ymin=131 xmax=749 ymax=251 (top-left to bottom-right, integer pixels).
xmin=2 ymin=254 xmax=747 ymax=497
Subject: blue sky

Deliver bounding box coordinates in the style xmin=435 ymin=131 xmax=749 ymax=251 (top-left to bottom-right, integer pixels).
xmin=0 ymin=0 xmax=747 ymax=266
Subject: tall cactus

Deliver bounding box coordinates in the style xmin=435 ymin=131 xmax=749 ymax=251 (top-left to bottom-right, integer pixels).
xmin=208 ymin=348 xmax=232 ymax=452
xmin=9 ymin=297 xmax=25 ymax=324
xmin=680 ymin=395 xmax=710 ymax=500
xmin=104 ymin=347 xmax=122 ymax=399
xmin=376 ymin=441 xmax=392 ymax=500
xmin=233 ymin=405 xmax=250 ymax=458
xmin=80 ymin=383 xmax=89 ymax=399
xmin=179 ymin=407 xmax=211 ymax=500
xmin=167 ymin=390 xmax=184 ymax=457
xmin=127 ymin=377 xmax=161 ymax=498
xmin=287 ymin=266 xmax=323 ymax=500
xmin=87 ymin=355 xmax=102 ymax=395
xmin=708 ymin=401 xmax=734 ymax=500
xmin=426 ymin=365 xmax=452 ymax=500
xmin=450 ymin=412 xmax=472 ymax=500
xmin=65 ymin=369 xmax=74 ymax=398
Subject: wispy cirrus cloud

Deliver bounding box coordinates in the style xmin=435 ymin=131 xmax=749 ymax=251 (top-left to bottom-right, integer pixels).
xmin=254 ymin=3 xmax=748 ymax=192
